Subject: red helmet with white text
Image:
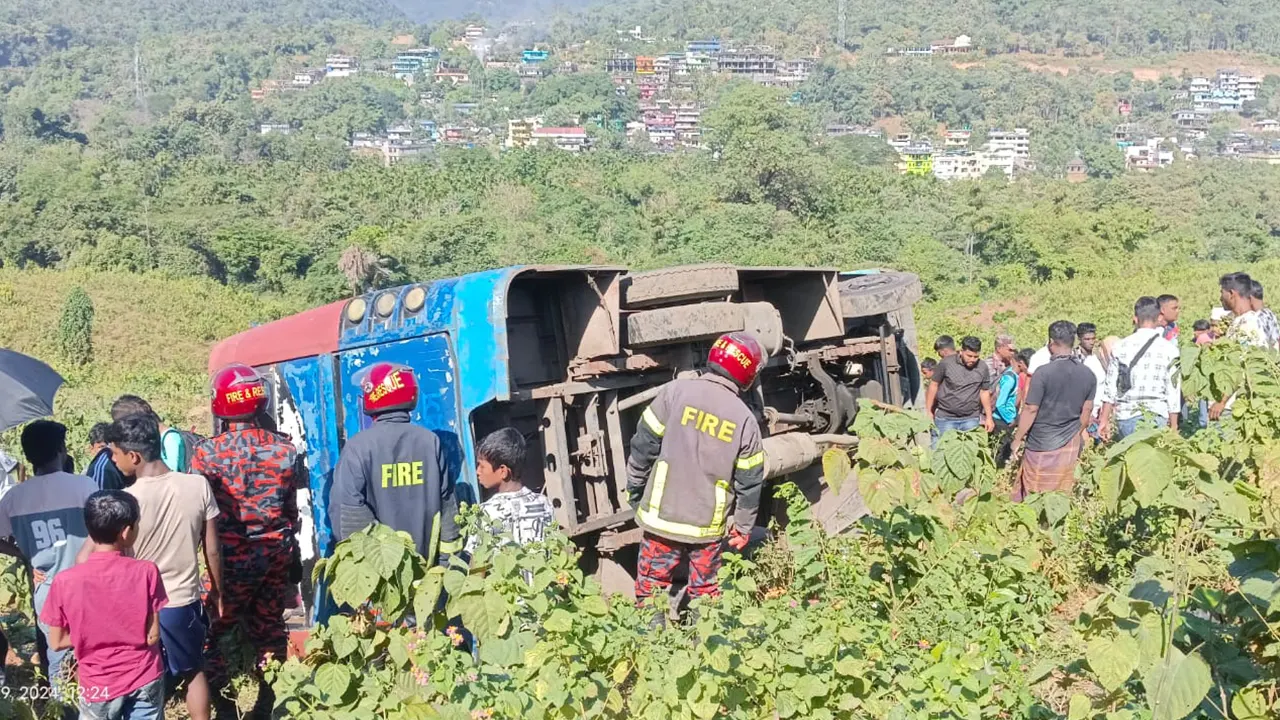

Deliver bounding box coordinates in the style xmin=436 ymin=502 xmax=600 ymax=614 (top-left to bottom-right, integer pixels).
xmin=361 ymin=362 xmax=419 ymax=416
xmin=211 ymin=363 xmax=269 ymax=420
xmin=706 ymin=332 xmax=765 ymax=390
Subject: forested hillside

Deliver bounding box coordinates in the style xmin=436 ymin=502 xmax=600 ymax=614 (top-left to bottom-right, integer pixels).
xmin=555 ymin=0 xmax=1280 ymax=57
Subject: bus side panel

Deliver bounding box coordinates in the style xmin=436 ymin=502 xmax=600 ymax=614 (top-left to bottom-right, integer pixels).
xmin=338 ymin=334 xmax=476 ymax=507
xmin=272 ymin=356 xmax=341 ymax=557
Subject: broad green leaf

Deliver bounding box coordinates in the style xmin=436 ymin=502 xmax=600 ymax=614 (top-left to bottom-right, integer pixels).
xmin=1105 ymin=427 xmax=1162 ymax=462
xmin=1087 ymin=633 xmax=1140 ymax=692
xmin=461 ymin=593 xmax=510 ymax=644
xmin=1143 ymin=648 xmax=1212 ymax=720
xmin=580 ymin=594 xmax=609 ymax=616
xmin=855 ymin=438 xmax=898 ymax=468
xmin=330 ymin=565 xmax=379 ymax=607
xmin=493 ymin=550 xmax=517 ymax=578
xmin=1125 ymin=443 xmax=1174 ymax=508
xmin=1231 ymin=686 xmax=1271 ymax=720
xmin=413 ymin=567 xmax=444 ymax=622
xmin=1098 ymin=463 xmax=1124 ymax=514
xmin=793 ymin=674 xmax=828 ymax=700
xmin=1239 ymin=571 xmax=1280 ymax=613
xmin=834 ymin=657 xmax=862 ymax=678
xmin=1068 ymin=694 xmax=1092 ymax=720
xmin=314 ymin=664 xmax=353 ymax=703
xmin=740 ymin=607 xmax=766 ymax=626
xmin=1041 ymin=492 xmax=1072 ymax=528
xmin=669 ymin=651 xmax=695 ymax=679
xmin=824 ymin=448 xmax=853 ymax=495
xmin=612 ymin=660 xmax=632 ymax=684
xmin=367 ymin=536 xmax=408 ymax=579
xmin=544 ymin=608 xmax=574 ymax=633
xmin=1134 ymin=612 xmax=1165 ymax=674
xmin=332 ymin=629 xmax=360 ymax=660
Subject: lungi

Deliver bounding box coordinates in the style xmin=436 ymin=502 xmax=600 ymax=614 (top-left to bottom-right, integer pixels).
xmin=1012 ymin=433 xmax=1083 ymax=502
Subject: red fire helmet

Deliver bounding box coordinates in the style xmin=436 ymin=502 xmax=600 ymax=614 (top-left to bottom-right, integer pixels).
xmin=210 ymin=363 xmax=269 ymax=420
xmin=707 ymin=332 xmax=765 ymax=389
xmin=361 ymin=362 xmax=419 ymax=415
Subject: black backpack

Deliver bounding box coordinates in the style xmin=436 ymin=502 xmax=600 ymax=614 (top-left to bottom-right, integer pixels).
xmin=1116 ymin=334 xmax=1160 ymax=396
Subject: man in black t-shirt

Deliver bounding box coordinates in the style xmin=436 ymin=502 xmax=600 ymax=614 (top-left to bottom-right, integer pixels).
xmin=925 ymin=335 xmax=995 ymax=442
xmin=1009 ymin=320 xmax=1097 ymax=501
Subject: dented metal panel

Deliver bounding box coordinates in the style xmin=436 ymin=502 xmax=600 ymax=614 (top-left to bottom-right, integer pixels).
xmin=338 ymin=335 xmax=475 ymax=505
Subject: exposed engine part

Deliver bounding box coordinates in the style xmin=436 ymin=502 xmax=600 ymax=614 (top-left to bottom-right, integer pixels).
xmin=761 ymin=432 xmax=858 ymax=480
xmin=806 ymin=357 xmax=848 ymax=434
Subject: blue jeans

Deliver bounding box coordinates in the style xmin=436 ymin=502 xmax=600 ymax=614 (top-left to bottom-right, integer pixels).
xmin=1117 ymin=415 xmax=1168 ymax=439
xmin=79 ymin=675 xmax=164 ymax=720
xmin=932 ymin=416 xmax=981 ymax=448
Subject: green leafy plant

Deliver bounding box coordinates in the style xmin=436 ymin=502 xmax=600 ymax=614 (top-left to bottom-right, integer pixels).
xmin=56 ymin=286 xmax=94 ymax=367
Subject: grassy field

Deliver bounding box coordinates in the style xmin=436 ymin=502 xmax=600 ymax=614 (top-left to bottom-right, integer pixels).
xmin=0 ymin=269 xmax=305 ymax=462
xmin=915 ymin=260 xmax=1280 ymax=357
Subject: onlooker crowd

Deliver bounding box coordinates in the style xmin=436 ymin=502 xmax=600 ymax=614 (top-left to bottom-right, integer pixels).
xmin=921 ymin=272 xmax=1279 ymax=502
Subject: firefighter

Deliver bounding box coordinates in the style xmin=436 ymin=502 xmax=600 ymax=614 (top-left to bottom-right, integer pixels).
xmin=330 ymin=362 xmax=461 ymax=565
xmin=190 ymin=363 xmax=303 ymax=714
xmin=626 ymin=331 xmax=767 ymax=604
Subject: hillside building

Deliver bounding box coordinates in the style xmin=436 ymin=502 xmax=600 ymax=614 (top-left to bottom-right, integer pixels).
xmin=944 ymin=129 xmax=971 ymax=149
xmin=1124 ymin=138 xmax=1174 ymax=171
xmin=1066 ymin=155 xmax=1088 ymax=182
xmin=898 ymin=143 xmax=934 ymax=176
xmin=325 ymin=56 xmax=358 ymax=78
xmin=531 ymin=126 xmax=591 ymax=152
xmin=986 ymin=128 xmax=1031 ymax=161
xmin=716 ymin=47 xmax=778 ymax=76
xmin=506 ymin=117 xmax=541 ymax=148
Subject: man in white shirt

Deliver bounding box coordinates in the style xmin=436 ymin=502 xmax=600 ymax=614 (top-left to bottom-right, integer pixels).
xmin=1209 ymin=273 xmax=1271 ymax=421
xmin=1076 ymin=322 xmax=1106 ymax=422
xmin=1098 ymin=297 xmax=1182 ymax=439
xmin=1027 ymin=341 xmax=1052 ymax=375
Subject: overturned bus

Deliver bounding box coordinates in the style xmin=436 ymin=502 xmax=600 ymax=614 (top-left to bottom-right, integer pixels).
xmin=208 ymin=264 xmax=922 ymax=613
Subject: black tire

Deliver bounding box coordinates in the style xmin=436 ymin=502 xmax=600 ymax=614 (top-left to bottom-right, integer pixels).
xmin=622 ymin=264 xmax=740 ymax=309
xmin=625 ymin=302 xmax=743 ymax=348
xmin=839 ymin=272 xmax=922 ymax=319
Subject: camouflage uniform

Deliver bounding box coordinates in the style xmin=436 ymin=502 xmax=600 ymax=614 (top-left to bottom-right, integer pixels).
xmin=191 ymin=422 xmax=303 ymax=682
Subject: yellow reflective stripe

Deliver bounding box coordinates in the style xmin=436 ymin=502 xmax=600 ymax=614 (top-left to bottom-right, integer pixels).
xmin=439 ymin=537 xmax=463 ymax=554
xmin=634 ymin=462 xmax=729 ymax=539
xmin=736 ymin=452 xmax=765 ymax=470
xmin=708 ymin=479 xmax=729 ymax=535
xmin=427 ymin=511 xmax=441 ymax=565
xmin=642 ymin=407 xmax=666 ymax=437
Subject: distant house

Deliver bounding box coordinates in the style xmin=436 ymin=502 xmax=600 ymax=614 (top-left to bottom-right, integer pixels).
xmin=325 ymin=56 xmax=358 ymax=78
xmin=897 ymin=143 xmax=934 ymax=176
xmin=293 ymin=70 xmax=324 ymax=87
xmin=531 ymin=126 xmax=591 ymax=152
xmin=605 ymin=54 xmax=636 ymax=73
xmin=931 ymin=35 xmax=973 ymax=54
xmin=1066 ymin=155 xmax=1088 ymax=182
xmin=1253 ymin=119 xmax=1280 ymax=133
xmin=507 ymin=117 xmax=541 ymax=148
xmin=434 ymin=66 xmax=470 ymax=85
xmin=260 ymin=123 xmax=292 ymax=136
xmin=1125 ymin=138 xmax=1174 ymax=171
xmin=944 ymin=129 xmax=971 ymax=149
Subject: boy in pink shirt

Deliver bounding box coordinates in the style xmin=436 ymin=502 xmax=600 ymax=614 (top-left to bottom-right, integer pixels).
xmin=41 ymin=490 xmax=168 ymax=720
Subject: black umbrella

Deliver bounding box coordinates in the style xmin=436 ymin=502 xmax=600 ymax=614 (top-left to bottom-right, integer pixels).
xmin=0 ymin=349 xmax=64 ymax=432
